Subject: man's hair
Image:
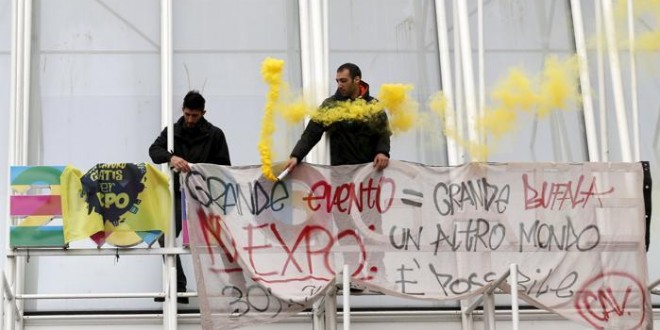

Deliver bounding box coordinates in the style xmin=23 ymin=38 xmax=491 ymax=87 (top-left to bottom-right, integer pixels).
xmin=337 ymin=63 xmax=361 ymax=79
xmin=183 ymin=90 xmax=205 ymax=111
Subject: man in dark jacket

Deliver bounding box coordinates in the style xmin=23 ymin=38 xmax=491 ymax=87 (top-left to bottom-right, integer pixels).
xmin=284 ymin=64 xmax=390 ymax=291
xmin=149 ymin=90 xmax=231 ymax=302
xmin=284 ymin=63 xmax=391 ymax=172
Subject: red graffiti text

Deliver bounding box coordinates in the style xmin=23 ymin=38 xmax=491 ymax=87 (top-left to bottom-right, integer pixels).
xmin=523 ymin=174 xmax=614 ymax=210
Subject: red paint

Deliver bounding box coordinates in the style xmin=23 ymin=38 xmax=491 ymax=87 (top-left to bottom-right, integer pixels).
xmin=197 ymin=208 xmax=242 ymax=273
xmin=303 ymin=177 xmax=396 ymax=214
xmin=574 ymin=272 xmax=646 ymax=329
xmin=242 ymin=222 xmax=369 ymax=280
xmin=523 ymin=174 xmax=614 ymax=210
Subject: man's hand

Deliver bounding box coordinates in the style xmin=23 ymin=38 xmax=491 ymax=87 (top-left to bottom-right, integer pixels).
xmin=373 ymin=153 xmax=389 ymax=171
xmin=284 ymin=157 xmax=298 ymax=173
xmin=169 ymin=155 xmax=191 ymax=173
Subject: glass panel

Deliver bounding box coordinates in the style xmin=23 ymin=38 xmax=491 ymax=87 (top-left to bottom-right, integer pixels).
xmin=29 ymin=0 xmax=162 ymax=311
xmin=451 ymin=0 xmax=588 ymax=163
xmin=173 ymin=0 xmax=303 ymax=166
xmin=171 ymin=0 xmax=302 ymax=310
xmin=580 ymin=0 xmax=660 ymax=304
xmin=329 ymin=0 xmax=452 ymax=309
xmin=329 ymin=0 xmax=446 ymax=166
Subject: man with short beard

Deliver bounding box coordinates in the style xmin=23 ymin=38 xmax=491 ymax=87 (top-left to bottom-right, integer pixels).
xmin=149 ymin=90 xmax=231 ymax=303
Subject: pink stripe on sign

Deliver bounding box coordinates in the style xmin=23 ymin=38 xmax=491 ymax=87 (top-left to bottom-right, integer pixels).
xmin=182 ymin=218 xmax=189 ymax=247
xmin=10 ymin=195 xmax=62 ymax=216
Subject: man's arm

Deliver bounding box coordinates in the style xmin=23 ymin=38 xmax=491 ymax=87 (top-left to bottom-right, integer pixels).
xmin=149 ymin=127 xmax=172 ymax=164
xmin=290 ymin=120 xmax=326 ymax=163
xmin=149 ymin=127 xmax=193 ymax=172
xmin=374 ymin=112 xmax=391 ymax=170
xmin=212 ymin=129 xmax=231 ymax=166
xmin=284 ymin=120 xmax=326 ymax=172
xmin=376 ymin=112 xmax=391 ymax=156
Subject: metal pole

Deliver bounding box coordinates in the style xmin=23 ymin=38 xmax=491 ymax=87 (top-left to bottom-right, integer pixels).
xmin=510 ymin=264 xmax=519 ymax=330
xmin=477 ymin=0 xmax=485 ymax=148
xmin=342 ymin=264 xmax=350 ymax=330
xmin=324 ymin=284 xmax=337 ymax=330
xmin=168 ymin=266 xmax=177 ymax=330
xmin=626 ymin=0 xmax=640 ymax=161
xmin=595 ymin=0 xmax=609 ymax=161
xmin=298 ymin=0 xmax=311 ymax=95
xmin=5 ymin=0 xmax=19 ymax=326
xmin=602 ymin=0 xmax=632 ymax=162
xmin=570 ymin=0 xmax=600 ymax=161
xmin=434 ymin=0 xmax=459 ymax=165
xmin=456 ymin=0 xmax=479 ymax=161
xmin=453 ymin=2 xmax=466 ymax=165
xmin=21 ymin=0 xmax=32 ymax=165
xmin=161 ymin=0 xmax=176 ymax=328
xmin=308 ymin=0 xmax=329 ymax=165
xmin=483 ymin=291 xmax=496 ymax=330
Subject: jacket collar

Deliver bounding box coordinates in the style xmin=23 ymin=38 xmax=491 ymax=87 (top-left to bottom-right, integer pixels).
xmin=333 ymin=80 xmax=372 ymax=101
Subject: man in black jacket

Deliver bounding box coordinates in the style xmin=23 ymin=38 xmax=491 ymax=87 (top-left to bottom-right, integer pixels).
xmin=149 ymin=90 xmax=231 ymax=302
xmin=284 ymin=64 xmax=390 ymax=290
xmin=284 ymin=63 xmax=391 ymax=171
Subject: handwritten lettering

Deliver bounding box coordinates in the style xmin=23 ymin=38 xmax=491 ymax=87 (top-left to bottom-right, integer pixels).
xmin=519 ymin=218 xmax=600 ymax=252
xmin=303 ymin=177 xmax=395 ymax=214
xmin=246 ymin=224 xmax=367 ymax=280
xmin=433 ymin=178 xmax=510 ymax=216
xmin=431 ymin=219 xmax=506 ymax=253
xmin=522 ymin=174 xmax=614 ymax=210
xmin=185 ymin=171 xmax=289 ymax=216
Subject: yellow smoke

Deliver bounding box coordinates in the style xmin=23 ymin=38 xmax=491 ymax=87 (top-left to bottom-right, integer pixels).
xmin=537 ymin=56 xmax=579 ymax=116
xmin=613 ymin=0 xmax=660 ymax=51
xmin=259 ymin=57 xmax=284 ymax=181
xmin=378 ymin=84 xmax=418 ymax=133
xmin=273 ymin=84 xmax=315 ymax=124
xmin=309 ymin=84 xmax=418 ymax=133
xmin=310 ymin=99 xmax=383 ymax=126
xmin=481 ymin=55 xmax=578 ymax=139
xmin=490 ymin=69 xmax=536 ymax=112
xmin=430 ymin=55 xmax=579 ymax=161
xmin=429 ymin=91 xmax=489 ymax=161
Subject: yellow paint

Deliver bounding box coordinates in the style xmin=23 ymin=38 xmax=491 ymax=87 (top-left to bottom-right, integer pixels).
xmin=19 ymin=216 xmax=53 ymax=227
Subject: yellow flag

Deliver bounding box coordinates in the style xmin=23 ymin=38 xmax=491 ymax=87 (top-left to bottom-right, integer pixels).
xmin=61 ymin=163 xmax=170 ymax=246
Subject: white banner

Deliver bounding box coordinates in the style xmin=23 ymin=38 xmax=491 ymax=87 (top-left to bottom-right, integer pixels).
xmin=183 ymin=161 xmax=651 ymax=329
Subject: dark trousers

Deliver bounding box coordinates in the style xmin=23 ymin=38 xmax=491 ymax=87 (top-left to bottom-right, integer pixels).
xmin=158 ymin=193 xmax=187 ymax=291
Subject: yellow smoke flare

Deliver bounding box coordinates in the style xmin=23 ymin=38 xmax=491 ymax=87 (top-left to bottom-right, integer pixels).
xmin=477 ymin=107 xmax=518 ymax=140
xmin=275 ymin=98 xmax=313 ymax=123
xmin=259 ymin=57 xmax=285 ymax=181
xmin=429 ymin=91 xmax=449 ymax=118
xmin=429 ymin=91 xmax=489 ymax=161
xmin=537 ymin=56 xmax=579 ymax=117
xmin=273 ymin=84 xmax=315 ymax=124
xmin=430 ymin=55 xmax=579 ymax=161
xmin=613 ymin=0 xmax=660 ymax=51
xmin=637 ymin=30 xmax=660 ymax=51
xmin=379 ymin=84 xmax=418 ymax=133
xmin=490 ymin=69 xmax=536 ymax=112
xmin=310 ymin=99 xmax=383 ymax=126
